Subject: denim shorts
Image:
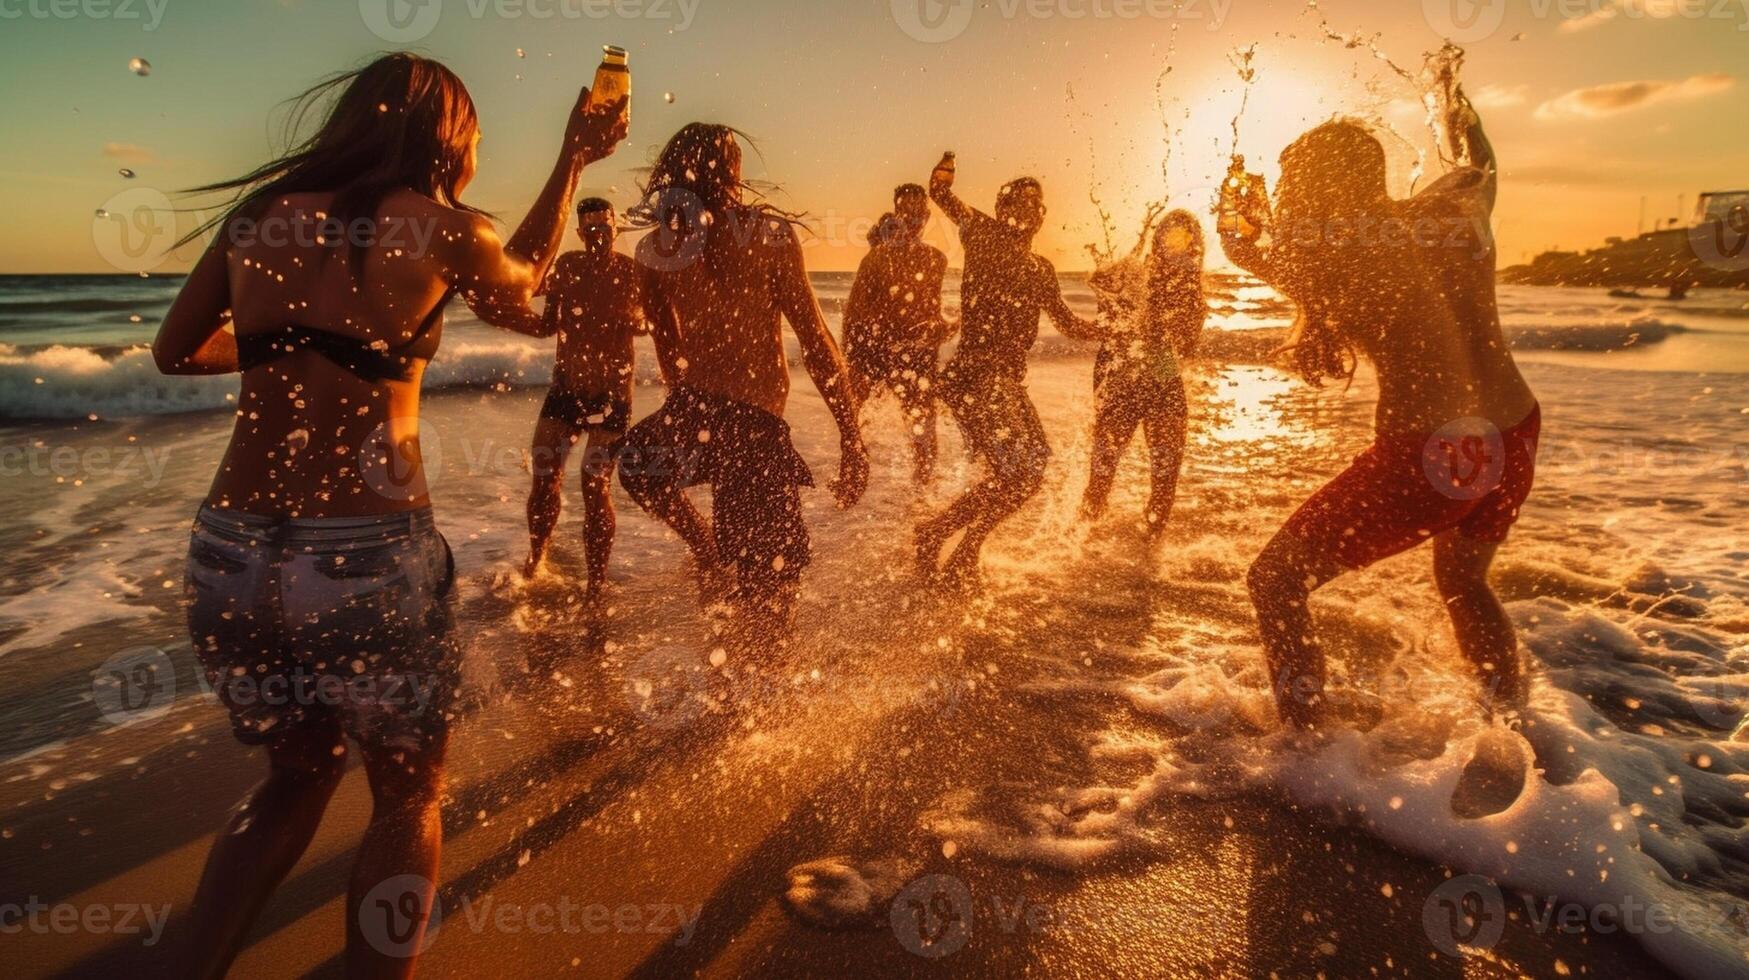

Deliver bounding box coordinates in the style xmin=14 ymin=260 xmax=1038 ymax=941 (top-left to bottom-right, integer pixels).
xmin=185 ymin=506 xmax=460 ymax=752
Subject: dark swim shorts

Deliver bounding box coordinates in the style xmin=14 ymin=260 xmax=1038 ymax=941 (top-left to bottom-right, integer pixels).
xmin=617 ymin=385 xmax=815 ymax=587
xmin=540 ymin=386 xmax=633 ymax=435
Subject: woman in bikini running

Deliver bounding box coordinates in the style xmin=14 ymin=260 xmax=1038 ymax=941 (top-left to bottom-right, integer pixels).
xmin=153 ymin=53 xmax=625 ymax=976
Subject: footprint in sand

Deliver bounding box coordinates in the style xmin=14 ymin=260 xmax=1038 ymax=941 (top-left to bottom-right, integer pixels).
xmin=782 ymin=856 xmax=920 ymax=928
xmin=1449 ymin=727 xmax=1529 ymax=819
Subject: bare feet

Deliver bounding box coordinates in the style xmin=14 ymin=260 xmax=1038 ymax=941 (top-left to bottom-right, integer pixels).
xmin=938 ymin=538 xmax=983 ymax=592
xmin=522 ymin=551 xmax=546 ymax=581
xmin=914 ymin=518 xmax=950 ymax=581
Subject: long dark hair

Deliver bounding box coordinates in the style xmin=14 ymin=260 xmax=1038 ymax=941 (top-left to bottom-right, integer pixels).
xmin=1146 ymin=209 xmax=1207 ymax=358
xmin=1271 ymin=119 xmax=1391 ymax=386
xmin=178 ymin=53 xmax=484 ymax=275
xmin=626 ymin=123 xmax=804 ymax=274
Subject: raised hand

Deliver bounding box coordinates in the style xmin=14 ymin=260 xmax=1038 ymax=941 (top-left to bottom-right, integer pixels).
xmin=565 ymin=87 xmax=629 ymax=165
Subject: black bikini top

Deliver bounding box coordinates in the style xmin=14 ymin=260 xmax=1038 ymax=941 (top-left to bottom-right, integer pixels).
xmin=236 ymin=291 xmax=450 ymax=383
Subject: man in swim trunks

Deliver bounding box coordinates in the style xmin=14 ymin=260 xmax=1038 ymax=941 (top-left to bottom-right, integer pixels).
xmin=616 ymin=123 xmax=867 ymax=646
xmin=1222 ymin=90 xmax=1540 ymax=728
xmin=844 ymin=184 xmax=955 ymax=485
xmin=524 ymin=198 xmax=648 ymax=597
xmin=916 ymin=154 xmax=1100 ymax=584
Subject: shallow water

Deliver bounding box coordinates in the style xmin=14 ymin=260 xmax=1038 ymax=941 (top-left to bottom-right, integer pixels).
xmin=0 ymin=275 xmax=1746 ymax=976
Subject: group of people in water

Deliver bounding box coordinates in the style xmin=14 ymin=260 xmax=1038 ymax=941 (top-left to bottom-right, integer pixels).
xmin=151 ymin=51 xmax=1540 ymax=976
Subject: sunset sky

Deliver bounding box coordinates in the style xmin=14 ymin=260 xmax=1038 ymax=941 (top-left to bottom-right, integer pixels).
xmin=0 ymin=0 xmax=1743 ymax=273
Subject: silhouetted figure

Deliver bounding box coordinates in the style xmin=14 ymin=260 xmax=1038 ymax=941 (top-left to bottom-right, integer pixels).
xmin=844 ymin=184 xmax=955 ymax=485
xmin=914 ymin=154 xmax=1100 ymax=586
xmin=524 ymin=198 xmax=647 ymax=600
xmin=1223 ymin=88 xmax=1539 ymax=729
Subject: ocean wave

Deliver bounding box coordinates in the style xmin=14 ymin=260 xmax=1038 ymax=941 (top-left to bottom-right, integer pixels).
xmin=0 ymin=318 xmax=1703 ymax=420
xmin=0 ymin=297 xmax=165 ymax=316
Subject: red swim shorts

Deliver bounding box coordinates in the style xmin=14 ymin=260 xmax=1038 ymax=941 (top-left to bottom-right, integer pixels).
xmin=1280 ymin=404 xmax=1541 ymax=569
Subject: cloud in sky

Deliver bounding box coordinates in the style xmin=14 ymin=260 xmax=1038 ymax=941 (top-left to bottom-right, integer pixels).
xmin=100 ymin=142 xmax=156 ymax=164
xmin=1470 ymin=84 xmax=1530 ymax=109
xmin=1535 ymin=73 xmax=1735 ymax=120
xmin=1559 ymin=0 xmax=1700 ymax=33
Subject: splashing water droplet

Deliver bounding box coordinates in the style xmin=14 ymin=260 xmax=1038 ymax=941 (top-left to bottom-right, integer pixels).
xmin=515 ymin=47 xmax=526 ymax=59
xmin=128 ymin=57 xmax=151 ymax=76
xmin=664 ymin=92 xmax=676 ymax=104
xmin=118 ymin=168 xmax=135 ymax=179
xmin=94 ymin=208 xmax=110 ymax=219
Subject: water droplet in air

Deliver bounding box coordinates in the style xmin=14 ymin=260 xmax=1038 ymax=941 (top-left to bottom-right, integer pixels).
xmin=664 ymin=92 xmax=675 ymax=104
xmin=128 ymin=57 xmax=151 ymax=76
xmin=94 ymin=208 xmax=110 ymax=219
xmin=118 ymin=168 xmax=135 ymax=179
xmin=515 ymin=48 xmax=526 ymax=59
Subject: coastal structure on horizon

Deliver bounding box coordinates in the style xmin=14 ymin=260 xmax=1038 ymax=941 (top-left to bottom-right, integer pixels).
xmin=1501 ymin=189 xmax=1749 ymax=290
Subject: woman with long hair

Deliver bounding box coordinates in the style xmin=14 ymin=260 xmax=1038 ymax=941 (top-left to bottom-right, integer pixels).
xmin=1080 ymin=208 xmax=1206 ymax=534
xmin=616 ymin=123 xmax=867 ymax=645
xmin=1220 ymin=92 xmax=1539 ymax=731
xmin=152 ymin=53 xmax=625 ymax=976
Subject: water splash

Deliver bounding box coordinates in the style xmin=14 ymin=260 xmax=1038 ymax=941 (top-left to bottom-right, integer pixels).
xmin=127 ymin=57 xmax=151 ymax=77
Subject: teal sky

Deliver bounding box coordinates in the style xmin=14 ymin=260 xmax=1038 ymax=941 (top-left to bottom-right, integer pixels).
xmin=1 ymin=0 xmax=1744 ymax=272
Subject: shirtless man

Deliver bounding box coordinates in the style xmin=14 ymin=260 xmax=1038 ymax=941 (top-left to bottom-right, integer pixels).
xmin=916 ymin=154 xmax=1100 ymax=584
xmin=617 ymin=123 xmax=867 ymax=643
xmin=844 ymin=183 xmax=954 ymax=485
xmin=1222 ymin=88 xmax=1539 ymax=728
xmin=524 ymin=198 xmax=647 ymax=596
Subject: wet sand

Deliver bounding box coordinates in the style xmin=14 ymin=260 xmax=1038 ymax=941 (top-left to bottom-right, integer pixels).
xmin=0 ymin=356 xmax=1715 ymax=978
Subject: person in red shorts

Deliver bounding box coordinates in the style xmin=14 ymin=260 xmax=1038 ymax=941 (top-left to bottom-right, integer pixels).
xmin=1220 ymin=87 xmax=1540 ymax=729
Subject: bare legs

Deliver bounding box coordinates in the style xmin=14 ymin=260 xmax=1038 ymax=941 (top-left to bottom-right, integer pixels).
xmin=1432 ymin=531 xmax=1526 ymax=714
xmin=896 ymin=378 xmax=938 ymax=486
xmin=1080 ymin=375 xmax=1187 ymax=535
xmin=180 ymin=724 xmax=347 ymax=980
xmin=1247 ymin=526 xmax=1526 ymax=729
xmin=345 ymin=738 xmax=448 ymax=980
xmin=1246 ymin=532 xmax=1345 ymax=729
xmin=525 ymin=421 xmax=621 ymax=598
xmin=524 ymin=417 xmax=577 ymax=579
xmin=177 ymin=726 xmax=448 ymax=980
